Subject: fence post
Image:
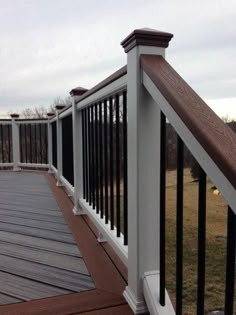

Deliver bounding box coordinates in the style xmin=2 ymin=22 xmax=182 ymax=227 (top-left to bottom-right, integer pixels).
xmin=70 ymin=87 xmax=88 ymax=215
xmin=121 ymin=29 xmax=173 ymax=313
xmin=47 ymin=112 xmax=54 ymax=173
xmin=55 ymin=105 xmax=65 ymax=186
xmin=10 ymin=113 xmax=21 ymax=171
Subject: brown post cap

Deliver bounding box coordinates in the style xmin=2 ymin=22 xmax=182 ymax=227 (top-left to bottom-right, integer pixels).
xmin=47 ymin=112 xmax=55 ymax=117
xmin=55 ymin=105 xmax=66 ymax=110
xmin=70 ymin=87 xmax=88 ymax=97
xmin=121 ymin=28 xmax=173 ymax=53
xmin=10 ymin=113 xmax=19 ymax=118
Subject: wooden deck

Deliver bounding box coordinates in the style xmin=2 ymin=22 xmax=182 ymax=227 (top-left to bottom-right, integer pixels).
xmin=0 ymin=171 xmax=133 ymax=315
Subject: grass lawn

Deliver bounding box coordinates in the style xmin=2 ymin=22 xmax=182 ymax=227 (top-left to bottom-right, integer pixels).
xmin=165 ymin=168 xmax=232 ymax=314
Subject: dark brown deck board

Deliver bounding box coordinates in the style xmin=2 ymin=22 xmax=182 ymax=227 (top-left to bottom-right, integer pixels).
xmin=79 ymin=303 xmax=134 ymax=315
xmin=0 ymin=290 xmax=125 ymax=315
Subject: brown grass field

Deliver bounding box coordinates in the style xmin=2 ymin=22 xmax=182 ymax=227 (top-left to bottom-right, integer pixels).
xmin=165 ymin=168 xmax=235 ymax=314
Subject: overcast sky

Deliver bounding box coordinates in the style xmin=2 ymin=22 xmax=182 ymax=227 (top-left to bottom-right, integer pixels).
xmin=0 ymin=0 xmax=236 ymax=118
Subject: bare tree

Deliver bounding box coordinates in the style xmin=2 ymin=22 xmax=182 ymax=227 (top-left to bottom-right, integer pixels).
xmin=52 ymin=96 xmax=72 ymax=107
xmin=221 ymin=115 xmax=235 ymax=123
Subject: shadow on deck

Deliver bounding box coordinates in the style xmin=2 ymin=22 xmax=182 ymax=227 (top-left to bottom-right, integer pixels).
xmin=0 ymin=171 xmax=132 ymax=315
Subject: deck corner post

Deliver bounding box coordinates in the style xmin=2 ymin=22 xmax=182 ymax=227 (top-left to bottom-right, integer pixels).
xmin=10 ymin=113 xmax=21 ymax=171
xmin=121 ymin=28 xmax=173 ymax=314
xmin=71 ymin=90 xmax=87 ymax=215
xmin=47 ymin=113 xmax=54 ymax=173
xmin=55 ymin=106 xmax=64 ymax=186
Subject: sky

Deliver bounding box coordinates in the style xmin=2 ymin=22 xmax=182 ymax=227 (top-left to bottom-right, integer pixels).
xmin=0 ymin=0 xmax=236 ymax=119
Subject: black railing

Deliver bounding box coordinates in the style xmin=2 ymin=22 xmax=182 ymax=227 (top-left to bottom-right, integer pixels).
xmin=159 ymin=111 xmax=236 ymax=314
xmin=19 ymin=123 xmax=48 ymax=164
xmin=62 ymin=114 xmax=74 ymax=186
xmin=81 ymin=91 xmax=128 ymax=245
xmin=0 ymin=124 xmax=12 ymax=163
xmin=51 ymin=121 xmax=57 ymax=169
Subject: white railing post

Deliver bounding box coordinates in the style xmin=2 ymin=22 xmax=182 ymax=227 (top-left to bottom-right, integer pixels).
xmin=55 ymin=105 xmax=65 ymax=186
xmin=121 ymin=29 xmax=173 ymax=314
xmin=10 ymin=113 xmax=21 ymax=171
xmin=70 ymin=87 xmax=88 ymax=215
xmin=47 ymin=112 xmax=54 ymax=173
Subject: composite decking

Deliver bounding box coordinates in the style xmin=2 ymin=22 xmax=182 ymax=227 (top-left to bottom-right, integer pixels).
xmin=0 ymin=171 xmax=132 ymax=315
xmin=0 ymin=171 xmax=94 ymax=303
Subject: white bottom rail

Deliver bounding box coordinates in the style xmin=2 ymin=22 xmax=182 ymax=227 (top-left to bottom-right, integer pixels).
xmin=79 ymin=198 xmax=128 ymax=266
xmin=143 ymin=271 xmax=175 ymax=315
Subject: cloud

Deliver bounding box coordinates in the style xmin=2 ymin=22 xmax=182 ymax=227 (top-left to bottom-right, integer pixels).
xmin=0 ymin=0 xmax=236 ymax=117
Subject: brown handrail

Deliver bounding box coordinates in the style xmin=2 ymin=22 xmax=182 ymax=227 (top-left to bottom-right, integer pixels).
xmin=70 ymin=65 xmax=127 ymax=102
xmin=141 ymin=54 xmax=236 ymax=189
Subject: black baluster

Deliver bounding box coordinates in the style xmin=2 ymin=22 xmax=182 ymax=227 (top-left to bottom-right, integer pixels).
xmin=197 ymin=166 xmax=206 ymax=315
xmin=160 ymin=111 xmax=166 ymax=306
xmin=85 ymin=109 xmax=89 ymax=201
xmin=95 ymin=104 xmax=99 ymax=212
xmin=29 ymin=124 xmax=32 ymax=163
xmin=88 ymin=107 xmax=92 ymax=205
xmin=82 ymin=110 xmax=86 ymax=199
xmin=104 ymin=100 xmax=109 ymax=223
xmin=25 ymin=124 xmax=28 ymax=163
xmin=99 ymin=101 xmax=104 ymax=217
xmin=39 ymin=124 xmax=42 ymax=164
xmin=109 ymin=97 xmax=114 ymax=229
xmin=123 ymin=91 xmax=128 ymax=245
xmin=176 ymin=136 xmax=184 ymax=315
xmin=7 ymin=124 xmax=11 ymax=163
xmin=44 ymin=124 xmax=48 ymax=164
xmin=0 ymin=125 xmax=3 ymax=163
xmin=224 ymin=206 xmax=236 ymax=315
xmin=115 ymin=94 xmax=120 ymax=237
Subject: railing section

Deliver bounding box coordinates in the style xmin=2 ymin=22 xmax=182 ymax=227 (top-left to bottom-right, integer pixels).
xmin=80 ymin=91 xmax=128 ymax=244
xmin=62 ymin=114 xmax=74 ymax=186
xmin=0 ymin=121 xmax=12 ymax=165
xmin=19 ymin=121 xmax=48 ymax=165
xmin=51 ymin=120 xmax=57 ymax=169
xmin=141 ymin=54 xmax=236 ymax=315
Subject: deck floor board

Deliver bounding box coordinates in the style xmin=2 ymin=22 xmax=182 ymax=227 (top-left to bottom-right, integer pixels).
xmin=0 ymin=172 xmax=95 ymax=305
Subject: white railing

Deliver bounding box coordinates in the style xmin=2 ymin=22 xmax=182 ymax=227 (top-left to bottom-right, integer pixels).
xmin=0 ymin=116 xmax=48 ymax=170
xmin=1 ymin=28 xmax=235 ymax=315
xmin=48 ymin=68 xmax=129 ymax=266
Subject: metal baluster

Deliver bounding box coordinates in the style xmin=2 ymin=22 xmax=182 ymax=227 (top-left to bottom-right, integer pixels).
xmin=160 ymin=111 xmax=166 ymax=306
xmin=115 ymin=94 xmax=120 ymax=237
xmin=109 ymin=97 xmax=114 ymax=229
xmin=29 ymin=124 xmax=32 ymax=163
xmin=123 ymin=91 xmax=128 ymax=245
xmin=99 ymin=101 xmax=104 ymax=217
xmin=104 ymin=100 xmax=109 ymax=223
xmin=7 ymin=124 xmax=11 ymax=163
xmin=0 ymin=125 xmax=3 ymax=163
xmin=82 ymin=110 xmax=86 ymax=199
xmin=224 ymin=206 xmax=236 ymax=315
xmin=85 ymin=109 xmax=89 ymax=202
xmin=25 ymin=124 xmax=28 ymax=163
xmin=176 ymin=135 xmax=184 ymax=315
xmin=197 ymin=166 xmax=206 ymax=315
xmin=95 ymin=104 xmax=99 ymax=212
